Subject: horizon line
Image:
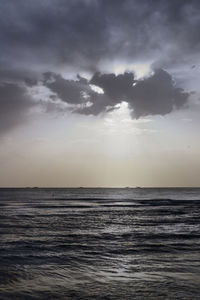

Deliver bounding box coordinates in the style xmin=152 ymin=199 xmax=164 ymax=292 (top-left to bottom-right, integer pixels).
xmin=0 ymin=186 xmax=200 ymax=189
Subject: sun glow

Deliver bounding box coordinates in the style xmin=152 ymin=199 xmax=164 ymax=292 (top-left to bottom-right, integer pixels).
xmin=113 ymin=62 xmax=152 ymax=79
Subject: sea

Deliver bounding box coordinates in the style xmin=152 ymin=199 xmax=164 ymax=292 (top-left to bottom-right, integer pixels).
xmin=0 ymin=188 xmax=200 ymax=300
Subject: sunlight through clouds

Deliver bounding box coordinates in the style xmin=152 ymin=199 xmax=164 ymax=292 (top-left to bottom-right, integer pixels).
xmin=111 ymin=62 xmax=152 ymax=79
xmin=103 ymin=102 xmax=153 ymax=135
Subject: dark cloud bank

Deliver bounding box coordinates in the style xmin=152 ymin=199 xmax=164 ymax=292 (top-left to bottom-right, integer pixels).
xmin=0 ymin=0 xmax=200 ymax=74
xmin=0 ymin=0 xmax=198 ymax=134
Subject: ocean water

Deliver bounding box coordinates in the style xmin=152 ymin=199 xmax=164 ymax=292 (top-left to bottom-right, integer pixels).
xmin=0 ymin=188 xmax=200 ymax=300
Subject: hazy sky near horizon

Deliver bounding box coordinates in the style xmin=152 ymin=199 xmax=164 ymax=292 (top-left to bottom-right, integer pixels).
xmin=0 ymin=0 xmax=200 ymax=187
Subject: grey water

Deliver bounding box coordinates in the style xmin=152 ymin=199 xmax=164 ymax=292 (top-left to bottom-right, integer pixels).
xmin=0 ymin=188 xmax=200 ymax=299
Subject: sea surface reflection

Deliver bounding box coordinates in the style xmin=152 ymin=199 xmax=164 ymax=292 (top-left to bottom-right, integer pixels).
xmin=0 ymin=188 xmax=200 ymax=299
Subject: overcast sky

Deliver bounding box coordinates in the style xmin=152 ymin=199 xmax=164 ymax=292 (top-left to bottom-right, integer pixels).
xmin=0 ymin=0 xmax=200 ymax=187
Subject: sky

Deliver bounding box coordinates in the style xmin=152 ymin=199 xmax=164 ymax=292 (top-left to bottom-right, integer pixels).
xmin=0 ymin=0 xmax=200 ymax=187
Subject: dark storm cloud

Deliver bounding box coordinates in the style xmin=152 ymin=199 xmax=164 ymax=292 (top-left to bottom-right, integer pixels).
xmin=0 ymin=0 xmax=197 ymax=133
xmin=129 ymin=69 xmax=189 ymax=118
xmin=0 ymin=83 xmax=35 ymax=135
xmin=42 ymin=72 xmax=91 ymax=104
xmin=41 ymin=71 xmax=113 ymax=115
xmin=42 ymin=69 xmax=190 ymax=118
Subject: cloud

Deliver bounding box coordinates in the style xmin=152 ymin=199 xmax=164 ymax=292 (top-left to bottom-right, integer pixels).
xmin=90 ymin=72 xmax=135 ymax=102
xmin=42 ymin=72 xmax=91 ymax=104
xmin=129 ymin=69 xmax=189 ymax=117
xmin=0 ymin=0 xmax=196 ymax=135
xmin=0 ymin=82 xmax=35 ymax=135
xmin=0 ymin=67 xmax=189 ymax=136
xmin=42 ymin=69 xmax=190 ymax=118
xmin=0 ymin=0 xmax=200 ymax=79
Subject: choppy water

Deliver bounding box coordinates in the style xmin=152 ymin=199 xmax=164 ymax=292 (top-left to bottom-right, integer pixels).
xmin=0 ymin=188 xmax=200 ymax=300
